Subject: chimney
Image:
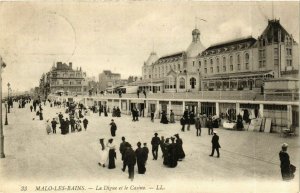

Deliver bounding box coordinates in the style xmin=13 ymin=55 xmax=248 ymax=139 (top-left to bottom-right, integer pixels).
xmin=56 ymin=62 xmax=62 ymax=69
xmin=69 ymin=62 xmax=72 ymax=69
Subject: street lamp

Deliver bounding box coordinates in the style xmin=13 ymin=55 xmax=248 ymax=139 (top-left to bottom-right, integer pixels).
xmin=0 ymin=56 xmax=6 ymax=158
xmin=4 ymin=103 xmax=8 ymax=125
xmin=7 ymin=82 xmax=10 ymax=113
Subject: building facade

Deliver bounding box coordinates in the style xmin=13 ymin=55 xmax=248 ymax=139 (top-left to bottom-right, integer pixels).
xmin=41 ymin=62 xmax=88 ymax=96
xmin=141 ymin=19 xmax=299 ymax=93
xmin=199 ymin=19 xmax=298 ymax=91
xmin=98 ymin=70 xmax=122 ymax=92
xmin=141 ymin=28 xmax=206 ymax=93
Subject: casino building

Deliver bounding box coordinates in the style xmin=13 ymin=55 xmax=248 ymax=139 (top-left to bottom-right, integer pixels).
xmin=140 ymin=19 xmax=298 ymax=93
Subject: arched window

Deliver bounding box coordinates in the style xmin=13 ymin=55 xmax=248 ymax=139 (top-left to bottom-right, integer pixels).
xmin=178 ymin=64 xmax=180 ymax=70
xmin=190 ymin=77 xmax=196 ymax=89
xmin=216 ymin=58 xmax=219 ymax=65
xmin=179 ymin=78 xmax=185 ymax=89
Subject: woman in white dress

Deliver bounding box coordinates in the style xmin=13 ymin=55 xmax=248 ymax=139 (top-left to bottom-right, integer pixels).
xmin=45 ymin=120 xmax=52 ymax=135
xmin=98 ymin=138 xmax=108 ymax=167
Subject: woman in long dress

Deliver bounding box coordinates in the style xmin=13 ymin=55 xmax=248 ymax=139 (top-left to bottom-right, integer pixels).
xmin=107 ymin=138 xmax=116 ymax=169
xmin=160 ymin=111 xmax=169 ymax=124
xmin=170 ymin=110 xmax=175 ymax=123
xmin=174 ymin=134 xmax=185 ymax=161
xmin=98 ymin=138 xmax=108 ymax=167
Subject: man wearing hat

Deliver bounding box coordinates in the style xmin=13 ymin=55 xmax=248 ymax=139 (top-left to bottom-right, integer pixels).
xmin=195 ymin=116 xmax=201 ymax=136
xmin=279 ymin=143 xmax=295 ymax=180
xmin=151 ymin=133 xmax=160 ymax=160
xmin=124 ymin=144 xmax=136 ymax=181
xmin=209 ymin=131 xmax=221 ymax=158
xmin=120 ymin=137 xmax=130 ymax=172
xmin=110 ymin=119 xmax=117 ymax=137
xmin=142 ymin=143 xmax=149 ymax=164
xmin=207 ymin=116 xmax=214 ymax=135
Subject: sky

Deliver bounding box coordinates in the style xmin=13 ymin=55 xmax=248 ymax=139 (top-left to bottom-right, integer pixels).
xmin=0 ymin=1 xmax=299 ymax=92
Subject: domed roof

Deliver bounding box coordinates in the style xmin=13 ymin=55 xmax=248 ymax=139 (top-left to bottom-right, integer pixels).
xmin=186 ymin=29 xmax=206 ymax=58
xmin=145 ymin=52 xmax=158 ymax=66
xmin=192 ymin=28 xmax=200 ymax=35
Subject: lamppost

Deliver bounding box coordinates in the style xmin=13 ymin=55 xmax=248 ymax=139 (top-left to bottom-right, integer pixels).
xmin=0 ymin=55 xmax=6 ymax=158
xmin=4 ymin=102 xmax=8 ymax=125
xmin=7 ymin=82 xmax=10 ymax=113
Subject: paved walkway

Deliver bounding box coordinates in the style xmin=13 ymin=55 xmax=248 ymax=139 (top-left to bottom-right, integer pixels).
xmin=0 ymin=103 xmax=299 ymax=193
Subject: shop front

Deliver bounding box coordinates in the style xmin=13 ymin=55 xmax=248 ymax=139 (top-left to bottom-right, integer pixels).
xmin=219 ymin=103 xmax=236 ymax=121
xmin=158 ymin=101 xmax=169 ymax=118
xmin=130 ymin=99 xmax=146 ymax=117
xmin=185 ymin=101 xmax=198 ymax=115
xmin=171 ymin=101 xmax=183 ymax=120
xmin=201 ymin=102 xmax=216 ymax=116
xmin=263 ymin=104 xmax=287 ymax=133
xmin=120 ymin=100 xmax=128 ymax=114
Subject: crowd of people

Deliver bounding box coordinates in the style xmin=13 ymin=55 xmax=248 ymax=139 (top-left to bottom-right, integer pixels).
xmin=33 ymin=100 xmax=91 ymax=135
xmin=10 ymin=95 xmax=294 ymax=182
xmin=98 ymin=136 xmax=149 ymax=181
xmin=97 ymin=132 xmax=187 ymax=181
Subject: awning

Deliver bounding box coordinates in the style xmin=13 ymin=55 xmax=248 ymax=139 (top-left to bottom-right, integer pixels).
xmin=202 ymin=70 xmax=274 ymax=80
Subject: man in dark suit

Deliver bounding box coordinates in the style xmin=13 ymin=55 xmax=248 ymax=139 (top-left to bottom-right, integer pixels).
xmin=124 ymin=144 xmax=136 ymax=181
xmin=119 ymin=137 xmax=130 ymax=172
xmin=151 ymin=133 xmax=160 ymax=160
xmin=209 ymin=131 xmax=220 ymax=158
